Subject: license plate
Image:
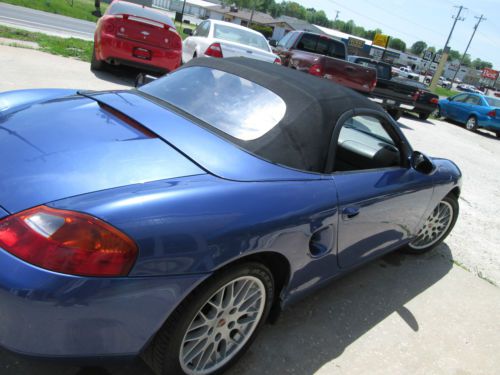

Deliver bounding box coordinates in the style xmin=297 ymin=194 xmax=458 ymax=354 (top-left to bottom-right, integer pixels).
xmin=133 ymin=47 xmax=151 ymax=60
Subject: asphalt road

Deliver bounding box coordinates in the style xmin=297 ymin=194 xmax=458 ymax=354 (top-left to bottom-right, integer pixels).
xmin=0 ymin=45 xmax=499 ymax=375
xmin=0 ymin=2 xmax=95 ymax=40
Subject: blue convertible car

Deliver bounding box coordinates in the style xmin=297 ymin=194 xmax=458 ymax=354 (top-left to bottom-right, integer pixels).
xmin=0 ymin=58 xmax=461 ymax=375
xmin=438 ymin=92 xmax=500 ymax=136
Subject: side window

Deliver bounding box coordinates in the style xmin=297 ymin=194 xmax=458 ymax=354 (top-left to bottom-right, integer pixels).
xmin=277 ymin=32 xmax=292 ymax=48
xmin=452 ymin=94 xmax=468 ymax=103
xmin=285 ymin=31 xmax=298 ymax=49
xmin=327 ymin=40 xmax=346 ymax=59
xmin=464 ymin=95 xmax=481 ymax=105
xmin=333 ymin=115 xmax=401 ymax=172
xmin=296 ymin=33 xmax=319 ymax=53
xmin=194 ymin=21 xmax=210 ymax=37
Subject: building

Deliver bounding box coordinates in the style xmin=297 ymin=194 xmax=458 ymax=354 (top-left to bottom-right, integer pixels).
xmin=265 ymin=16 xmax=323 ymax=41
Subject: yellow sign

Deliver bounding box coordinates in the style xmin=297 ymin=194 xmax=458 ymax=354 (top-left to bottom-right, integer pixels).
xmin=373 ymin=33 xmax=389 ymax=48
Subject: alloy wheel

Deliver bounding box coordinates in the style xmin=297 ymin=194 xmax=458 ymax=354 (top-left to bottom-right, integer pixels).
xmin=409 ymin=201 xmax=454 ymax=250
xmin=179 ymin=276 xmax=266 ymax=375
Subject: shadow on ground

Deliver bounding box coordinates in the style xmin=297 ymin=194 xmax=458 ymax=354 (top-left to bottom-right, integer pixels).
xmin=90 ymin=64 xmax=163 ymax=88
xmin=0 ymin=245 xmax=453 ymax=375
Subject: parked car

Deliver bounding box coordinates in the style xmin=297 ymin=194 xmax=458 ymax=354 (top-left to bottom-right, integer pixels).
xmin=457 ymin=84 xmax=482 ymax=93
xmin=0 ymin=58 xmax=461 ymax=375
xmin=91 ymin=0 xmax=182 ymax=72
xmin=273 ymin=31 xmax=377 ymax=93
xmin=424 ymin=76 xmax=452 ymax=89
xmin=394 ymin=66 xmax=419 ymax=81
xmin=392 ymin=76 xmax=439 ymax=120
xmin=182 ymin=19 xmax=280 ymax=64
xmin=348 ymin=56 xmax=419 ymax=120
xmin=438 ymin=93 xmax=500 ymax=137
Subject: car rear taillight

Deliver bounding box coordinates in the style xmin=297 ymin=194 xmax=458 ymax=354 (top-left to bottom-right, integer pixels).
xmin=101 ymin=15 xmax=121 ymax=34
xmin=430 ymin=97 xmax=439 ymax=104
xmin=164 ymin=25 xmax=182 ymax=50
xmin=274 ymin=56 xmax=282 ymax=64
xmin=370 ymin=76 xmax=377 ymax=90
xmin=487 ymin=109 xmax=496 ymax=117
xmin=308 ymin=63 xmax=324 ymax=76
xmin=0 ymin=205 xmax=138 ymax=277
xmin=205 ymin=43 xmax=223 ymax=58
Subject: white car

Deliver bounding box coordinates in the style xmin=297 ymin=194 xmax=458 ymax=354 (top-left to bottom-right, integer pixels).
xmin=182 ymin=20 xmax=280 ymax=64
xmin=396 ymin=67 xmax=419 ymax=81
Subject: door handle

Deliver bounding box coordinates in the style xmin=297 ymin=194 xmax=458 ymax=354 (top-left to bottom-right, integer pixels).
xmin=342 ymin=207 xmax=360 ymax=220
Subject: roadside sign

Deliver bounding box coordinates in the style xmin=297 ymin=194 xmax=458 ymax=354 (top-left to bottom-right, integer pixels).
xmin=370 ymin=47 xmax=383 ymax=60
xmin=482 ymin=68 xmax=499 ymax=80
xmin=348 ymin=37 xmax=365 ymax=49
xmin=423 ymin=50 xmax=433 ymax=61
xmin=373 ymin=33 xmax=389 ymax=48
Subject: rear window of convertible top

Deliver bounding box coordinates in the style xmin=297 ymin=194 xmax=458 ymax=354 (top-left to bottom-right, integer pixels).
xmin=139 ymin=66 xmax=287 ymax=141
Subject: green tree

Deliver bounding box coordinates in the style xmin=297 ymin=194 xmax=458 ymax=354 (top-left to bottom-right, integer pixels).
xmin=410 ymin=41 xmax=427 ymax=56
xmin=389 ymin=37 xmax=406 ymax=52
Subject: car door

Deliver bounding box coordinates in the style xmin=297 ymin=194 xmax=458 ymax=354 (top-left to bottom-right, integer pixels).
xmin=182 ymin=20 xmax=210 ymax=62
xmin=328 ymin=109 xmax=434 ymax=269
xmin=444 ymin=93 xmax=468 ymax=120
xmin=457 ymin=94 xmax=482 ymax=123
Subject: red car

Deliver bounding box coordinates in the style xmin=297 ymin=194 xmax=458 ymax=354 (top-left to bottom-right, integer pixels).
xmin=92 ymin=0 xmax=182 ymax=73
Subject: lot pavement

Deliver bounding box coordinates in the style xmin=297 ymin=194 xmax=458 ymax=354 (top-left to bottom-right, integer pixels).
xmin=0 ymin=45 xmax=499 ymax=375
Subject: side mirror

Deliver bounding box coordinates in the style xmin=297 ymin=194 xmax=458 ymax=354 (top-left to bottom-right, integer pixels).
xmin=183 ymin=28 xmax=193 ymax=36
xmin=447 ymin=97 xmax=452 ymax=101
xmin=411 ymin=151 xmax=435 ymax=175
xmin=135 ymin=73 xmax=158 ymax=88
xmin=269 ymin=39 xmax=278 ymax=47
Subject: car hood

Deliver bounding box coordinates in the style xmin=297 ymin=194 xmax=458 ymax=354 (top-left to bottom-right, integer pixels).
xmin=0 ymin=91 xmax=204 ymax=213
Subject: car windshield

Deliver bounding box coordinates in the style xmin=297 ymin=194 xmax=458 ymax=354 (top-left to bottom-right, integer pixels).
xmin=107 ymin=2 xmax=174 ymax=27
xmin=485 ymin=97 xmax=500 ymax=107
xmin=213 ymin=24 xmax=270 ymax=52
xmin=138 ymin=66 xmax=286 ymax=141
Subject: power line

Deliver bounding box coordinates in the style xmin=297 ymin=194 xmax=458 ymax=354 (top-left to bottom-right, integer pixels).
xmin=451 ymin=14 xmax=486 ymax=82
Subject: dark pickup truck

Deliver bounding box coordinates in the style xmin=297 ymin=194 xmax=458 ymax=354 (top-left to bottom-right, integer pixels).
xmin=272 ymin=31 xmax=377 ymax=94
xmin=348 ymin=56 xmax=438 ymax=120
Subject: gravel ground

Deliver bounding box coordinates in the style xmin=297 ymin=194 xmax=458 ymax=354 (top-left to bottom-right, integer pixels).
xmin=0 ymin=45 xmax=499 ymax=375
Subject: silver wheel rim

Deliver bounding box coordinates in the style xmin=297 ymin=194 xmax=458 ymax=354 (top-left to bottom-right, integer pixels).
xmin=466 ymin=117 xmax=476 ymax=129
xmin=409 ymin=200 xmax=453 ymax=250
xmin=179 ymin=276 xmax=266 ymax=375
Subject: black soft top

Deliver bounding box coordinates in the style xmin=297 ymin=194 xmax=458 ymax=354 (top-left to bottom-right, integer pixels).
xmin=179 ymin=57 xmax=381 ymax=173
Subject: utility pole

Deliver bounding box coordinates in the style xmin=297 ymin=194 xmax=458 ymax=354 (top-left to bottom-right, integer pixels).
xmin=249 ymin=0 xmax=256 ymax=27
xmin=335 ymin=10 xmax=340 ymax=22
xmin=179 ymin=0 xmax=187 ymax=24
xmin=451 ymin=14 xmax=486 ymax=84
xmin=429 ymin=5 xmax=466 ymax=91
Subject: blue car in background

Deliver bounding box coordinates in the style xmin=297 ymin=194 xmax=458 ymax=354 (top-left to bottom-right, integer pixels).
xmin=438 ymin=93 xmax=500 ymax=137
xmin=0 ymin=58 xmax=462 ymax=375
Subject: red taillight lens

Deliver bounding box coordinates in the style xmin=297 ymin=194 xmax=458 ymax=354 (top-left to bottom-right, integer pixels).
xmin=430 ymin=97 xmax=439 ymax=104
xmin=165 ymin=26 xmax=182 ymax=50
xmin=487 ymin=109 xmax=496 ymax=117
xmin=0 ymin=206 xmax=138 ymax=277
xmin=205 ymin=43 xmax=223 ymax=58
xmin=274 ymin=56 xmax=282 ymax=64
xmin=308 ymin=63 xmax=324 ymax=76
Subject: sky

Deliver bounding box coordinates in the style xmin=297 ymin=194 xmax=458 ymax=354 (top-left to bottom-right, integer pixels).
xmin=297 ymin=0 xmax=500 ymax=69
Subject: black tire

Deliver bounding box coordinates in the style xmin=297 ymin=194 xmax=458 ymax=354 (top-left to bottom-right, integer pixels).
xmin=465 ymin=116 xmax=478 ymax=132
xmin=402 ymin=194 xmax=459 ymax=254
xmin=387 ymin=109 xmax=402 ymax=121
xmin=90 ymin=48 xmax=104 ymax=71
xmin=143 ymin=262 xmax=274 ymax=375
xmin=419 ymin=112 xmax=431 ymax=121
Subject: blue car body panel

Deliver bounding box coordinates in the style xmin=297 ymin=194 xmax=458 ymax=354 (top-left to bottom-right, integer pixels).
xmin=439 ymin=93 xmax=500 ymax=131
xmin=0 ymin=88 xmax=462 ymax=359
xmin=0 ymin=93 xmax=204 ymax=213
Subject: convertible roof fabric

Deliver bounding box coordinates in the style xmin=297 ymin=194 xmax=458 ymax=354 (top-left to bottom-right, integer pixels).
xmin=180 ymin=57 xmax=380 ymax=173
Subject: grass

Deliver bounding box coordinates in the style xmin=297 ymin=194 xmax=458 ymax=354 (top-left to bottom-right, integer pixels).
xmin=1 ymin=0 xmax=107 ymax=22
xmin=433 ymin=86 xmax=460 ymax=98
xmin=0 ymin=25 xmax=93 ymax=61
xmin=175 ymin=21 xmax=195 ymax=40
